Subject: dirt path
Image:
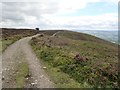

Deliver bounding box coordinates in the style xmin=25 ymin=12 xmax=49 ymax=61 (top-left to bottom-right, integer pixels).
xmin=51 ymin=31 xmax=60 ymax=37
xmin=2 ymin=34 xmax=54 ymax=88
xmin=0 ymin=54 xmax=2 ymax=90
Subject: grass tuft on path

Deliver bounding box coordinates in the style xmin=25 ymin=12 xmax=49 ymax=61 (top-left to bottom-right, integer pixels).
xmin=16 ymin=62 xmax=29 ymax=88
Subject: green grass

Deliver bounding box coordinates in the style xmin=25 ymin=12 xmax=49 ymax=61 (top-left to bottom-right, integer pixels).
xmin=2 ymin=40 xmax=13 ymax=51
xmin=2 ymin=28 xmax=38 ymax=52
xmin=2 ymin=35 xmax=22 ymax=52
xmin=43 ymin=63 xmax=84 ymax=88
xmin=31 ymin=42 xmax=87 ymax=88
xmin=31 ymin=44 xmax=94 ymax=88
xmin=16 ymin=62 xmax=29 ymax=88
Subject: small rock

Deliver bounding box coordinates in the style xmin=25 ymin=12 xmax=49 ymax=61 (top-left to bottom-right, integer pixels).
xmin=31 ymin=77 xmax=33 ymax=79
xmin=31 ymin=83 xmax=35 ymax=86
xmin=31 ymin=82 xmax=37 ymax=86
xmin=25 ymin=74 xmax=31 ymax=78
xmin=35 ymin=80 xmax=37 ymax=82
xmin=43 ymin=67 xmax=47 ymax=69
xmin=26 ymin=78 xmax=29 ymax=80
xmin=2 ymin=76 xmax=5 ymax=80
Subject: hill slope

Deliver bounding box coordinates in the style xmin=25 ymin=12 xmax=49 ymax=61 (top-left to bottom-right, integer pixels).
xmin=1 ymin=28 xmax=39 ymax=52
xmin=31 ymin=30 xmax=118 ymax=88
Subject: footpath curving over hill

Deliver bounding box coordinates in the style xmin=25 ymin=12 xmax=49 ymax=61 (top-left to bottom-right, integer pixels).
xmin=2 ymin=34 xmax=54 ymax=88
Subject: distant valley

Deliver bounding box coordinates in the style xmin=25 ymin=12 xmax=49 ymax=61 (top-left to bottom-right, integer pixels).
xmin=76 ymin=30 xmax=118 ymax=44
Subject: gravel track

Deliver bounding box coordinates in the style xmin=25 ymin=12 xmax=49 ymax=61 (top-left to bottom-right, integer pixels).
xmin=2 ymin=34 xmax=54 ymax=88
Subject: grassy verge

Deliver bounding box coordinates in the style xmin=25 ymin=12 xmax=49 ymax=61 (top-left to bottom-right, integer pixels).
xmin=2 ymin=28 xmax=39 ymax=52
xmin=16 ymin=62 xmax=29 ymax=88
xmin=2 ymin=35 xmax=22 ymax=52
xmin=2 ymin=40 xmax=14 ymax=52
xmin=43 ymin=63 xmax=84 ymax=88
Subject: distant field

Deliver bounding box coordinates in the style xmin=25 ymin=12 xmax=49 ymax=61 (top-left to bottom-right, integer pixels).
xmin=31 ymin=30 xmax=118 ymax=88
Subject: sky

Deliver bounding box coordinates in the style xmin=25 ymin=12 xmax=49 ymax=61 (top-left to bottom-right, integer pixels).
xmin=0 ymin=0 xmax=119 ymax=30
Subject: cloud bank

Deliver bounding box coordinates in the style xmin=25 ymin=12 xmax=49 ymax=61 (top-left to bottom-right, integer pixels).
xmin=0 ymin=0 xmax=118 ymax=30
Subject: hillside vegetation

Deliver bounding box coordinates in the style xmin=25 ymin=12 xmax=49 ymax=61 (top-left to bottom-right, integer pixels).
xmin=1 ymin=28 xmax=39 ymax=52
xmin=31 ymin=30 xmax=118 ymax=88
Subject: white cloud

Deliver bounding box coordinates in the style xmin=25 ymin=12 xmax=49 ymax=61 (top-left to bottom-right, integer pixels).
xmin=0 ymin=0 xmax=118 ymax=30
xmin=41 ymin=13 xmax=118 ymax=30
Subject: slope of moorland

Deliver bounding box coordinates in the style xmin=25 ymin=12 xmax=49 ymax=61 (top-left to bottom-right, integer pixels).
xmin=1 ymin=28 xmax=39 ymax=52
xmin=31 ymin=30 xmax=118 ymax=88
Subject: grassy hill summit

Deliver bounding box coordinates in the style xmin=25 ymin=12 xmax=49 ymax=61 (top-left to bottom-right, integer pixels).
xmin=31 ymin=30 xmax=118 ymax=88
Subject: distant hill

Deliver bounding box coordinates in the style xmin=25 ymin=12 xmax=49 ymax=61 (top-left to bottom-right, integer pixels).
xmin=75 ymin=30 xmax=118 ymax=44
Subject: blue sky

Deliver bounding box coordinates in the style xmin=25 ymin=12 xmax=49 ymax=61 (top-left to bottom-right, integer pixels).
xmin=64 ymin=2 xmax=117 ymax=16
xmin=0 ymin=0 xmax=118 ymax=30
